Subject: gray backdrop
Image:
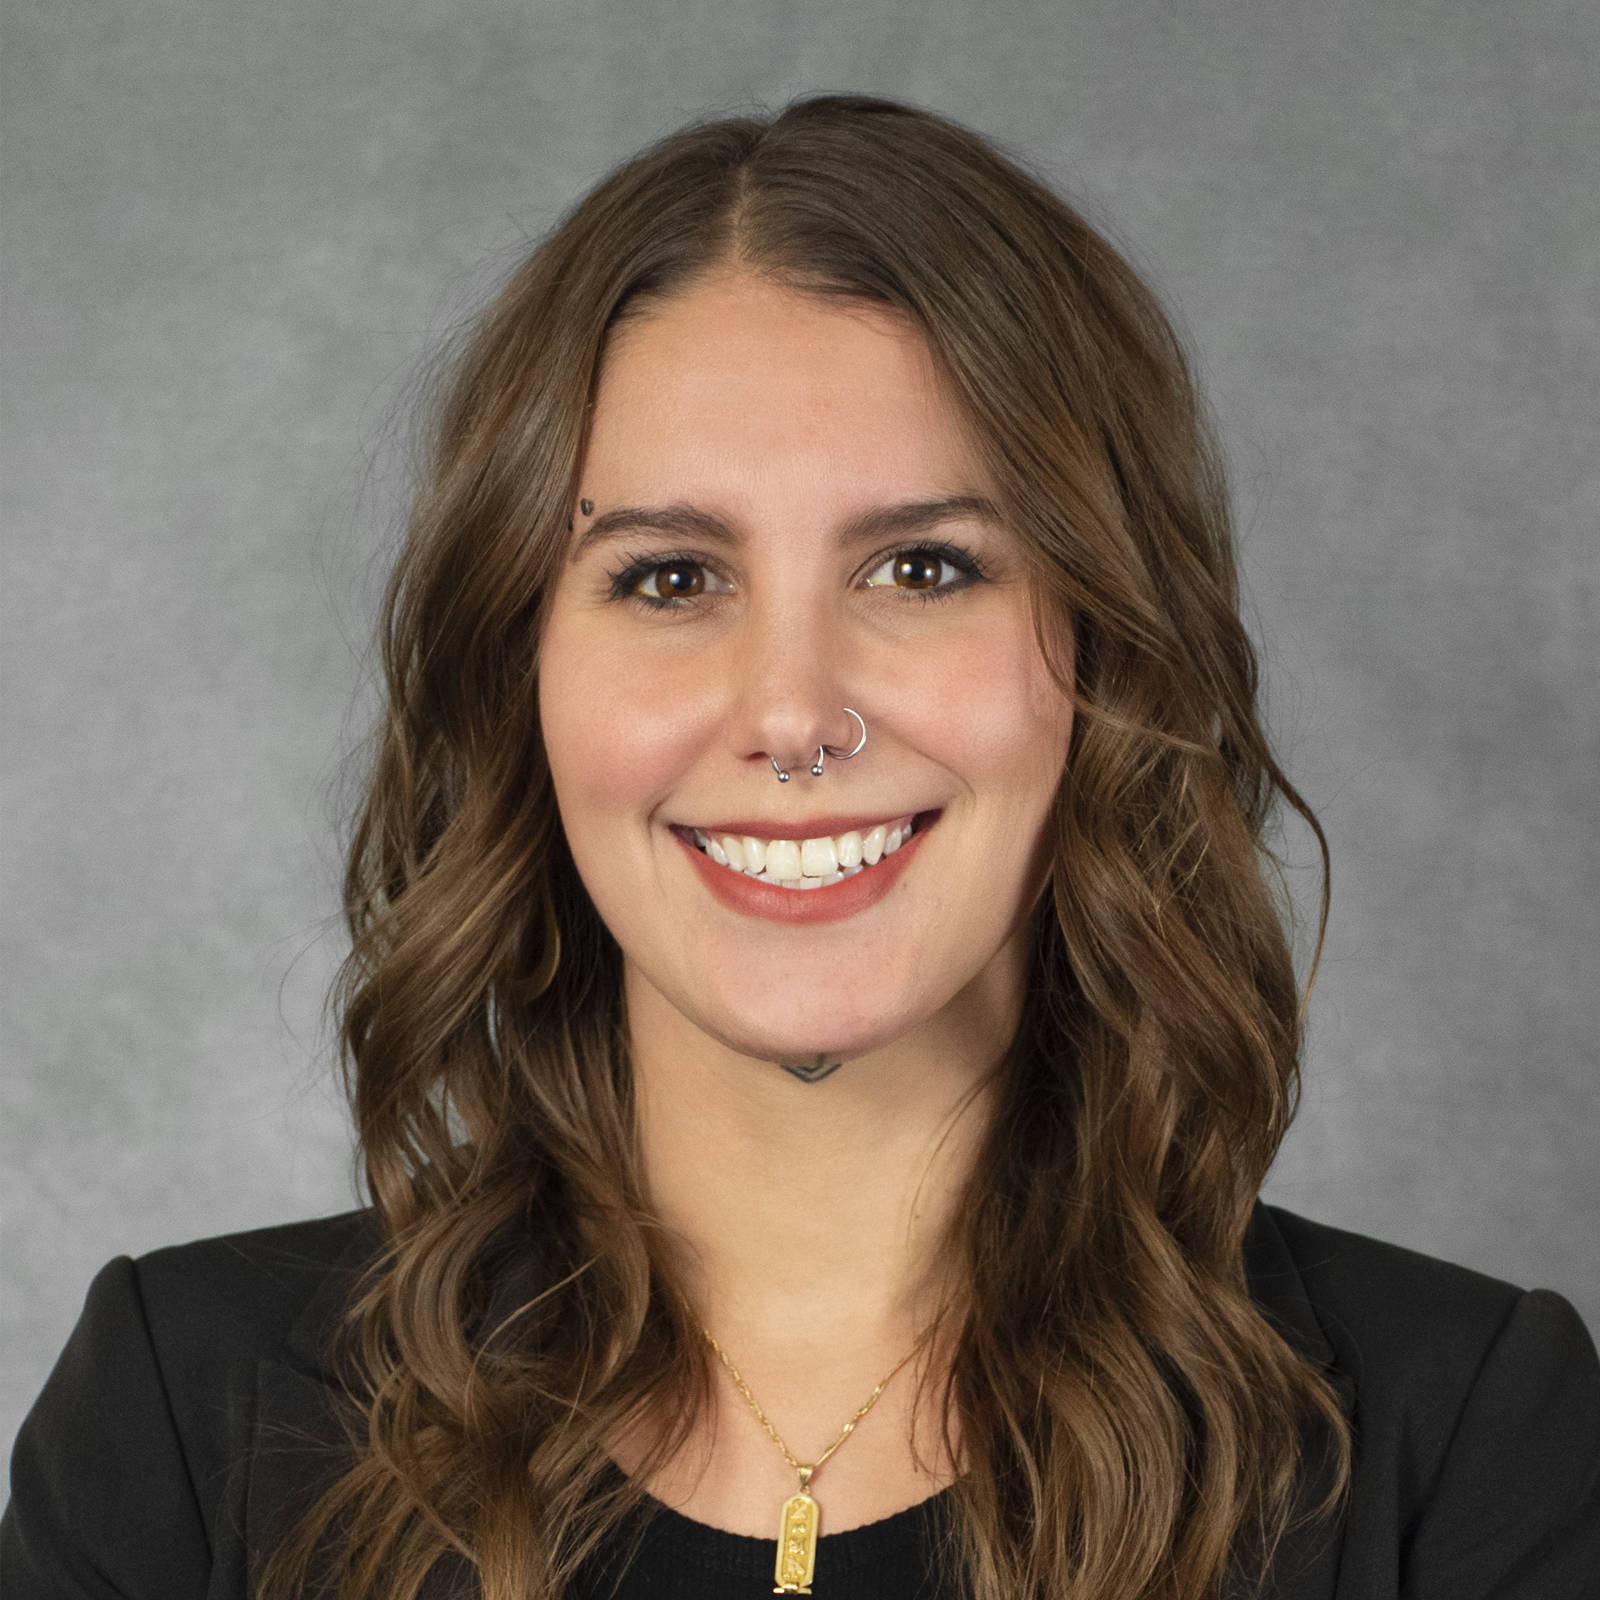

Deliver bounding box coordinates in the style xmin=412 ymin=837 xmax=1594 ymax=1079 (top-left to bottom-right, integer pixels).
xmin=4 ymin=0 xmax=1597 ymax=1459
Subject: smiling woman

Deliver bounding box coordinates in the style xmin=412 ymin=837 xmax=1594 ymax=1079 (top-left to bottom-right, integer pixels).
xmin=543 ymin=274 xmax=1070 ymax=1072
xmin=4 ymin=96 xmax=1597 ymax=1600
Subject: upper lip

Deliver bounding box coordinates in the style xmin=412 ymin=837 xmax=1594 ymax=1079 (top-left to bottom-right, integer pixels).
xmin=674 ymin=811 xmax=931 ymax=839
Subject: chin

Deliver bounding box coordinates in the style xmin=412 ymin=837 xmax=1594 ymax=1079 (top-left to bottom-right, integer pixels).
xmin=693 ymin=988 xmax=920 ymax=1068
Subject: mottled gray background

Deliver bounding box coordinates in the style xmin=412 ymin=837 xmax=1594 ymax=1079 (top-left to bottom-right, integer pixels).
xmin=4 ymin=0 xmax=1597 ymax=1459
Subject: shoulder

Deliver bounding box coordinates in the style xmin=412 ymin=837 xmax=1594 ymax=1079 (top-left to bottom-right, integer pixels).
xmin=1249 ymin=1204 xmax=1600 ymax=1598
xmin=1 ymin=1210 xmax=380 ymax=1600
xmin=131 ymin=1207 xmax=381 ymax=1375
xmin=131 ymin=1209 xmax=383 ymax=1529
xmin=1250 ymin=1203 xmax=1531 ymax=1375
xmin=1251 ymin=1200 xmax=1599 ymax=1439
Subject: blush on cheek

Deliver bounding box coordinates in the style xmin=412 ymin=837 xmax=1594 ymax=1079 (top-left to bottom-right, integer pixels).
xmin=538 ymin=630 xmax=718 ymax=824
xmin=891 ymin=621 xmax=1071 ymax=784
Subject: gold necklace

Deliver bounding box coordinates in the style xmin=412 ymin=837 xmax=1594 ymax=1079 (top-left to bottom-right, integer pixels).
xmin=703 ymin=1327 xmax=931 ymax=1595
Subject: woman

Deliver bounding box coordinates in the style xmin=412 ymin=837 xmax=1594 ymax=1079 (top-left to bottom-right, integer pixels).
xmin=5 ymin=95 xmax=1597 ymax=1600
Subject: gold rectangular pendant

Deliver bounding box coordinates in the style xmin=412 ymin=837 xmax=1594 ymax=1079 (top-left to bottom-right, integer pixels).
xmin=773 ymin=1490 xmax=819 ymax=1593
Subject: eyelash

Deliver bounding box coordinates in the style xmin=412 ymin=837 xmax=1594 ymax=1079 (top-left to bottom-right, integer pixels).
xmin=605 ymin=541 xmax=990 ymax=610
xmin=606 ymin=549 xmax=725 ymax=609
xmin=861 ymin=540 xmax=989 ymax=600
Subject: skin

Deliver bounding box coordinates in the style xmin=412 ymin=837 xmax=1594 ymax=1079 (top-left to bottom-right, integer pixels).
xmin=538 ymin=270 xmax=1074 ymax=1535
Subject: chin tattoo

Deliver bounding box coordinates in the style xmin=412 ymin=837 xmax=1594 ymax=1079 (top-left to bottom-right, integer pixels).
xmin=777 ymin=1054 xmax=845 ymax=1084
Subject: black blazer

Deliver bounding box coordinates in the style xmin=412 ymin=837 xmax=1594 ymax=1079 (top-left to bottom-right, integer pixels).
xmin=4 ymin=1204 xmax=1598 ymax=1598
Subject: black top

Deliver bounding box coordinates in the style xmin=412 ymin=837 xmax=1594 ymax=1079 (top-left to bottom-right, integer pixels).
xmin=576 ymin=1491 xmax=946 ymax=1599
xmin=4 ymin=1204 xmax=1599 ymax=1599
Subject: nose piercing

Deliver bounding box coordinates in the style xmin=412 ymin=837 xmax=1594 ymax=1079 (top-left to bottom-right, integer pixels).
xmin=811 ymin=707 xmax=867 ymax=776
xmin=771 ymin=708 xmax=866 ymax=782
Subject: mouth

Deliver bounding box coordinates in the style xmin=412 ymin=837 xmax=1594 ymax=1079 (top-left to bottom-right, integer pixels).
xmin=680 ymin=814 xmax=920 ymax=890
xmin=668 ymin=811 xmax=937 ymax=923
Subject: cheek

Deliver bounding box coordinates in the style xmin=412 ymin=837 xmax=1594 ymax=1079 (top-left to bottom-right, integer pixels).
xmin=537 ymin=605 xmax=716 ymax=827
xmin=895 ymin=610 xmax=1072 ymax=809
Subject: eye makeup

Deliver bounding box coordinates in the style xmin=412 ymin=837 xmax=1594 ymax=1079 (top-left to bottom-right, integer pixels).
xmin=605 ymin=549 xmax=732 ymax=608
xmin=859 ymin=539 xmax=990 ymax=599
xmin=604 ymin=538 xmax=992 ymax=611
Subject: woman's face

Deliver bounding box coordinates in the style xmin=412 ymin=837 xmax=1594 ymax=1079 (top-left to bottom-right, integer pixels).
xmin=539 ymin=272 xmax=1073 ymax=1066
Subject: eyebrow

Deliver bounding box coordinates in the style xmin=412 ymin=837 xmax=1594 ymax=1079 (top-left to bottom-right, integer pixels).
xmin=571 ymin=494 xmax=1000 ymax=557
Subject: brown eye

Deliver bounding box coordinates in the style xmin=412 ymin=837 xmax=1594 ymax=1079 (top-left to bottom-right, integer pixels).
xmin=862 ymin=547 xmax=971 ymax=594
xmin=637 ymin=561 xmax=705 ymax=599
xmin=894 ymin=553 xmax=943 ymax=589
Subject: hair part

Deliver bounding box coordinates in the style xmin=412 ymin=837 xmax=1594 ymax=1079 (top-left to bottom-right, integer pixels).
xmin=263 ymin=94 xmax=1347 ymax=1600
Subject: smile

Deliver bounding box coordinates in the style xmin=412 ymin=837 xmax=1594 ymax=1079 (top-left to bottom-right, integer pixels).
xmin=686 ymin=816 xmax=918 ymax=889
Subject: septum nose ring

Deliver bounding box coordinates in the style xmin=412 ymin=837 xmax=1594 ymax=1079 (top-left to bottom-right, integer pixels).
xmin=770 ymin=707 xmax=867 ymax=782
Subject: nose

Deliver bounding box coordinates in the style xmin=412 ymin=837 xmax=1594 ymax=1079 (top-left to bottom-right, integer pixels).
xmin=729 ymin=603 xmax=860 ymax=780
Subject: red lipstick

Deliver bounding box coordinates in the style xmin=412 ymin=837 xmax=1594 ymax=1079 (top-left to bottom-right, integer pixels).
xmin=674 ymin=813 xmax=935 ymax=925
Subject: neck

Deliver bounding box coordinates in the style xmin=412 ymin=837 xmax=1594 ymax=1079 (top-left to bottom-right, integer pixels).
xmin=627 ymin=951 xmax=1020 ymax=1351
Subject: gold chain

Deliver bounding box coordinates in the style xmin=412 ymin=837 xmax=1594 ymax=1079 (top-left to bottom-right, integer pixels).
xmin=703 ymin=1325 xmax=932 ymax=1484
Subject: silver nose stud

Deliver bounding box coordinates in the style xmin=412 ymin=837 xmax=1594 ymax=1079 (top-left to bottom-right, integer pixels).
xmin=771 ymin=708 xmax=866 ymax=782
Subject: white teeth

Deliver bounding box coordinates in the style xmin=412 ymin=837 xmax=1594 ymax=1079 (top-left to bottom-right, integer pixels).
xmin=764 ymin=839 xmax=803 ymax=880
xmin=690 ymin=816 xmax=916 ymax=885
xmin=800 ymin=836 xmax=838 ymax=878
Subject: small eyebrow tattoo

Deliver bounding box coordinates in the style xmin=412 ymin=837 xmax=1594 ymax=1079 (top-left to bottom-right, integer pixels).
xmin=571 ymin=495 xmax=999 ymax=559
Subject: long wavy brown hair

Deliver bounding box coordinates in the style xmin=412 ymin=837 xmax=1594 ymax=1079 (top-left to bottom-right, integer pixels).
xmin=264 ymin=95 xmax=1348 ymax=1600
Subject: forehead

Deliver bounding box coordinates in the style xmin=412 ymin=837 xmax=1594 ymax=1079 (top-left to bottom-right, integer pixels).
xmin=584 ymin=273 xmax=988 ymax=507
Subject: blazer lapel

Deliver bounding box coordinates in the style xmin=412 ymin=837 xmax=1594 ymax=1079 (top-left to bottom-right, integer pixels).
xmin=243 ymin=1221 xmax=378 ymax=1587
xmin=241 ymin=1218 xmax=481 ymax=1598
xmin=1244 ymin=1203 xmax=1354 ymax=1600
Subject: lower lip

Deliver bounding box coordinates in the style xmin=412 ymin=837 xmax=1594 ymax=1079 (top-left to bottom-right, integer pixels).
xmin=677 ymin=816 xmax=935 ymax=924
